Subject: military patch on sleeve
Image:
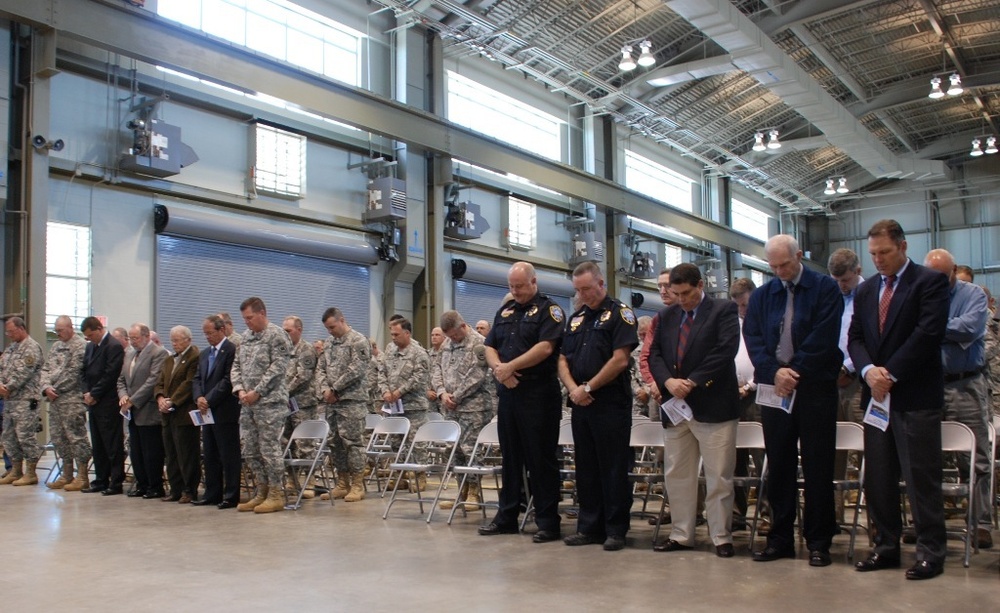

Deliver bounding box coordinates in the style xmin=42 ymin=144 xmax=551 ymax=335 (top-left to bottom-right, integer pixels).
xmin=620 ymin=307 xmax=636 ymax=325
xmin=549 ymin=305 xmax=565 ymax=323
xmin=23 ymin=354 xmax=36 ymax=367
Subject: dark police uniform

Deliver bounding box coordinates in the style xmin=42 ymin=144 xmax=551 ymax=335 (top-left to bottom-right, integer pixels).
xmin=561 ymin=295 xmax=638 ymax=539
xmin=484 ymin=293 xmax=565 ymax=532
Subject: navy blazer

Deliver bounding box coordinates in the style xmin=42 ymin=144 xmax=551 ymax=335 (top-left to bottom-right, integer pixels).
xmin=848 ymin=260 xmax=949 ymax=412
xmin=743 ymin=265 xmax=844 ymax=385
xmin=191 ymin=339 xmax=240 ymax=425
xmin=83 ymin=332 xmax=125 ymax=410
xmin=647 ymin=296 xmax=740 ymax=424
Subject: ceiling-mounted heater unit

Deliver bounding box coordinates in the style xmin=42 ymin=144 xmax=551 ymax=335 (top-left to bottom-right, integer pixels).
xmin=364 ymin=177 xmax=406 ymax=223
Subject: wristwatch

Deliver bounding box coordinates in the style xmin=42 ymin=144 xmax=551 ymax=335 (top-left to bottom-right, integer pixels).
xmin=583 ymin=382 xmax=592 ymax=394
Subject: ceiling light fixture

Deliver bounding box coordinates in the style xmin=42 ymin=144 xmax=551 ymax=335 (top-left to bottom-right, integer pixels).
xmin=752 ymin=132 xmax=766 ymax=152
xmin=766 ymin=129 xmax=781 ymax=150
xmin=824 ymin=179 xmax=835 ymax=195
xmin=836 ymin=177 xmax=849 ymax=194
xmin=928 ymin=76 xmax=945 ymax=99
xmin=971 ymin=138 xmax=984 ymax=157
xmin=986 ymin=136 xmax=999 ymax=155
xmin=637 ymin=40 xmax=656 ymax=68
xmin=947 ymin=73 xmax=963 ymax=96
xmin=619 ymin=45 xmax=637 ymax=72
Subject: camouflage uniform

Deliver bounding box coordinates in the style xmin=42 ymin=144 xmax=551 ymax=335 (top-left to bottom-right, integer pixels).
xmin=431 ymin=329 xmax=492 ymax=466
xmin=316 ymin=328 xmax=371 ymax=474
xmin=0 ymin=335 xmax=44 ymax=462
xmin=984 ymin=315 xmax=1000 ymax=416
xmin=281 ymin=338 xmax=319 ymax=459
xmin=366 ymin=354 xmax=382 ymax=414
xmin=378 ymin=340 xmax=431 ymax=444
xmin=228 ymin=332 xmax=242 ymax=347
xmin=231 ymin=322 xmax=292 ymax=487
xmin=630 ymin=342 xmax=657 ymax=417
xmin=427 ymin=346 xmax=442 ymax=413
xmin=40 ymin=333 xmax=90 ymax=464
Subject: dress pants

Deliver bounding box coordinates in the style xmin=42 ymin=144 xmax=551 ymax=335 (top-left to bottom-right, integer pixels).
xmin=494 ymin=378 xmax=562 ymax=531
xmin=864 ymin=407 xmax=947 ymax=563
xmin=663 ymin=418 xmax=738 ymax=546
xmin=162 ymin=412 xmax=202 ymax=496
xmin=89 ymin=405 xmax=125 ymax=489
xmin=202 ymin=422 xmax=242 ymax=504
xmin=571 ymin=397 xmax=633 ymax=538
xmin=760 ymin=380 xmax=838 ymax=552
xmin=128 ymin=421 xmax=165 ymax=492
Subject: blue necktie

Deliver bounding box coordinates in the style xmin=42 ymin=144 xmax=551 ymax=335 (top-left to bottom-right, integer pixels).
xmin=208 ymin=346 xmax=217 ymax=373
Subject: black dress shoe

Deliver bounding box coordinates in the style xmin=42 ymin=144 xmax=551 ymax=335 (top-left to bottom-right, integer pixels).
xmin=809 ymin=550 xmax=832 ymax=567
xmin=532 ymin=530 xmax=561 ymax=543
xmin=854 ymin=553 xmax=900 ymax=572
xmin=716 ymin=543 xmax=735 ymax=558
xmin=192 ymin=498 xmax=221 ymax=506
xmin=905 ymin=560 xmax=943 ymax=580
xmin=603 ymin=536 xmax=626 ymax=551
xmin=143 ymin=489 xmax=166 ymax=499
xmin=83 ymin=484 xmax=107 ymax=494
xmin=654 ymin=539 xmax=694 ymax=552
xmin=101 ymin=486 xmax=123 ymax=496
xmin=478 ymin=522 xmax=519 ymax=536
xmin=127 ymin=488 xmax=147 ymax=498
xmin=563 ymin=533 xmax=602 ymax=546
xmin=752 ymin=545 xmax=795 ymax=562
xmin=217 ymin=500 xmax=237 ymax=509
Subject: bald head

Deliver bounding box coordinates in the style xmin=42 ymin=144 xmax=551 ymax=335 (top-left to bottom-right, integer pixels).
xmin=764 ymin=234 xmax=803 ymax=282
xmin=923 ymin=249 xmax=957 ymax=288
xmin=508 ymin=261 xmax=539 ymax=305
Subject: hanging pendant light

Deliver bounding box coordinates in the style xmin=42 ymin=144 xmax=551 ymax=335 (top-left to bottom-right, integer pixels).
xmin=766 ymin=129 xmax=781 ymax=150
xmin=637 ymin=40 xmax=655 ymax=68
xmin=823 ymin=179 xmax=836 ymax=195
xmin=947 ymin=73 xmax=963 ymax=96
xmin=985 ymin=136 xmax=998 ymax=154
xmin=970 ymin=138 xmax=984 ymax=157
xmin=752 ymin=132 xmax=766 ymax=152
xmin=836 ymin=177 xmax=849 ymax=194
xmin=619 ymin=46 xmax=637 ymax=72
xmin=928 ymin=76 xmax=945 ymax=99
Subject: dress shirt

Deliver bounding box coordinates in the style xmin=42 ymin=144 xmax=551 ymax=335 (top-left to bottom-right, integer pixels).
xmin=837 ymin=276 xmax=862 ymax=373
xmin=941 ymin=279 xmax=988 ymax=373
xmin=735 ymin=318 xmax=755 ymax=389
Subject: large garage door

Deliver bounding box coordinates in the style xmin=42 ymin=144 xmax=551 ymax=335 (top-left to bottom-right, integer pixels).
xmin=156 ymin=235 xmax=370 ymax=343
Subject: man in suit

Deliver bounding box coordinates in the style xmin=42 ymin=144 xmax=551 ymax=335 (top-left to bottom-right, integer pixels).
xmin=744 ymin=234 xmax=843 ymax=567
xmin=192 ymin=315 xmax=241 ymax=509
xmin=646 ymin=263 xmax=741 ymax=557
xmin=154 ymin=325 xmax=201 ymax=503
xmin=118 ymin=323 xmax=168 ymax=498
xmin=80 ymin=317 xmax=126 ymax=495
xmin=849 ymin=220 xmax=950 ymax=579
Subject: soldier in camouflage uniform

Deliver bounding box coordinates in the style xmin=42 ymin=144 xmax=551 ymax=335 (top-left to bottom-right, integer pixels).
xmin=219 ymin=312 xmax=242 ymax=347
xmin=366 ymin=338 xmax=381 ymax=414
xmin=0 ymin=317 xmax=44 ymax=485
xmin=231 ymin=297 xmax=292 ymax=514
xmin=427 ymin=327 xmax=445 ymax=412
xmin=280 ymin=316 xmax=320 ymax=498
xmin=40 ymin=315 xmax=89 ymax=490
xmin=433 ymin=311 xmax=492 ymax=510
xmin=379 ymin=318 xmax=431 ymax=490
xmin=316 ymin=307 xmax=371 ymax=502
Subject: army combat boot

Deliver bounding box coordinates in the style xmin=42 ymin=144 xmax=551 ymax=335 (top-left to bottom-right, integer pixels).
xmin=253 ymin=488 xmax=286 ymax=514
xmin=344 ymin=472 xmax=366 ymax=502
xmin=13 ymin=460 xmax=39 ymax=486
xmin=48 ymin=462 xmax=74 ymax=489
xmin=0 ymin=461 xmax=23 ymax=485
xmin=330 ymin=472 xmax=350 ymax=499
xmin=465 ymin=480 xmax=481 ymax=512
xmin=63 ymin=459 xmax=90 ymax=492
xmin=237 ymin=486 xmax=269 ymax=512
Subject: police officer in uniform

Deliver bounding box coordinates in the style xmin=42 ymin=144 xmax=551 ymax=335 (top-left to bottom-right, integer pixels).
xmin=480 ymin=262 xmax=566 ymax=543
xmin=558 ymin=262 xmax=638 ymax=551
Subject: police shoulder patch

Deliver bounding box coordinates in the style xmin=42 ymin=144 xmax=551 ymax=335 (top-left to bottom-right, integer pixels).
xmin=549 ymin=305 xmax=565 ymax=323
xmin=620 ymin=307 xmax=637 ymax=326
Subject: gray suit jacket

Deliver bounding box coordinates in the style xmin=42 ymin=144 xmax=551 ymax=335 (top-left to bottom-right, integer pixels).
xmin=118 ymin=342 xmax=168 ymax=426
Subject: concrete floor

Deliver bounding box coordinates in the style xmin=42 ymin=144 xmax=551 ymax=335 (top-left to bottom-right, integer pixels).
xmin=2 ymin=474 xmax=996 ymax=612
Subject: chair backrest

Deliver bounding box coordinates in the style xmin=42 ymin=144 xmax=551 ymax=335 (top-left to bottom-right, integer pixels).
xmin=835 ymin=421 xmax=864 ymax=452
xmin=374 ymin=416 xmax=411 ymax=437
xmin=474 ymin=420 xmax=500 ymax=447
xmin=288 ymin=419 xmax=330 ymax=441
xmin=630 ymin=421 xmax=665 ymax=448
xmin=365 ymin=413 xmax=384 ymax=430
xmin=941 ymin=421 xmax=976 ymax=454
xmin=558 ymin=421 xmax=574 ymax=446
xmin=735 ymin=421 xmax=765 ymax=449
xmin=425 ymin=411 xmax=445 ymax=422
xmin=412 ymin=420 xmax=461 ymax=444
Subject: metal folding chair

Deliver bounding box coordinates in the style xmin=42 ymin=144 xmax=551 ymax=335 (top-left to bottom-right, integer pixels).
xmin=383 ymin=420 xmax=461 ymax=523
xmin=363 ymin=416 xmax=410 ymax=496
xmin=447 ymin=421 xmax=502 ymax=524
xmin=833 ymin=422 xmax=865 ymax=559
xmin=940 ymin=421 xmax=978 ymax=567
xmin=734 ymin=421 xmax=768 ymax=550
xmin=629 ymin=421 xmax=665 ymax=520
xmin=282 ymin=419 xmax=331 ymax=510
xmin=365 ymin=413 xmax=384 ymax=432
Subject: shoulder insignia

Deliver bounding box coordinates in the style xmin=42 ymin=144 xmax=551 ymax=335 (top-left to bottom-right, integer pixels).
xmin=501 ymin=308 xmax=515 ymax=318
xmin=23 ymin=354 xmax=36 ymax=367
xmin=549 ymin=305 xmax=564 ymax=323
xmin=599 ymin=310 xmax=612 ymax=322
xmin=620 ymin=307 xmax=636 ymax=325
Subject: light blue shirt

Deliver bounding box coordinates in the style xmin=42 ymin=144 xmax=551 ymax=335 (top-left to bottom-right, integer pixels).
xmin=837 ymin=276 xmax=863 ymax=373
xmin=941 ymin=279 xmax=988 ymax=373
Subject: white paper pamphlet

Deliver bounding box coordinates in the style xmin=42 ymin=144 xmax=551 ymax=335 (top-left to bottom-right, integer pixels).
xmin=190 ymin=408 xmax=216 ymax=426
xmin=381 ymin=399 xmax=404 ymax=415
xmin=660 ymin=397 xmax=693 ymax=425
xmin=863 ymin=394 xmax=890 ymax=432
xmin=756 ymin=384 xmax=795 ymax=414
